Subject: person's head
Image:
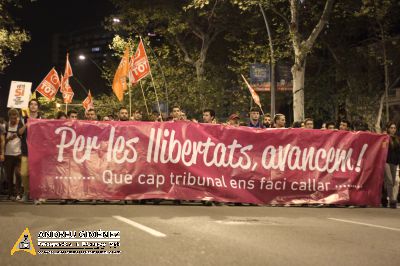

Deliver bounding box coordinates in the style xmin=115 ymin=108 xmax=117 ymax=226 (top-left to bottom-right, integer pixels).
xmin=150 ymin=111 xmax=160 ymax=122
xmin=202 ymin=109 xmax=215 ymax=123
xmin=133 ymin=109 xmax=143 ymax=121
xmin=274 ymin=114 xmax=286 ymax=128
xmin=263 ymin=113 xmax=271 ymax=127
xmin=8 ymin=108 xmax=19 ymax=124
xmin=118 ymin=107 xmax=129 ymax=121
xmin=103 ymin=116 xmax=110 ymax=121
xmin=325 ymin=121 xmax=336 ymax=130
xmin=171 ymin=105 xmax=181 ymax=120
xmin=339 ymin=119 xmax=351 ymax=131
xmin=180 ymin=110 xmax=187 ymax=121
xmin=292 ymin=121 xmax=303 ymax=128
xmin=249 ymin=107 xmax=260 ymax=122
xmin=67 ymin=110 xmax=78 ymax=120
xmin=28 ymin=99 xmax=40 ymax=115
xmin=386 ymin=121 xmax=397 ymax=136
xmin=56 ymin=111 xmax=67 ymax=120
xmin=86 ymin=109 xmax=97 ymax=121
xmin=227 ymin=113 xmax=240 ymax=127
xmin=304 ymin=118 xmax=314 ymax=129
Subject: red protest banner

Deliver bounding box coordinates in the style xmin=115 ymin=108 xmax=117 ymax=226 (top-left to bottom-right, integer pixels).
xmin=27 ymin=120 xmax=388 ymax=206
xmin=36 ymin=68 xmax=60 ymax=100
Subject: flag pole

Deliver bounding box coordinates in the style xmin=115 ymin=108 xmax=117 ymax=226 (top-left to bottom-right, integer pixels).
xmin=149 ymin=71 xmax=163 ymax=121
xmin=128 ymin=84 xmax=132 ymax=117
xmin=139 ymin=80 xmax=150 ymax=117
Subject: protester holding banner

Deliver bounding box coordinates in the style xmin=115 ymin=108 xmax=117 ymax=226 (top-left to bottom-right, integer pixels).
xmin=325 ymin=122 xmax=336 ymax=130
xmin=86 ymin=109 xmax=97 ymax=121
xmin=383 ymin=122 xmax=400 ymax=209
xmin=131 ymin=109 xmax=143 ymax=121
xmin=171 ymin=105 xmax=181 ymax=121
xmin=226 ymin=113 xmax=240 ymax=127
xmin=273 ymin=114 xmax=286 ymax=128
xmin=18 ymin=99 xmax=42 ymax=203
xmin=304 ymin=118 xmax=314 ymax=129
xmin=4 ymin=108 xmax=22 ymax=200
xmin=67 ymin=110 xmax=79 ymax=120
xmin=202 ymin=109 xmax=216 ymax=124
xmin=248 ymin=107 xmax=263 ymax=128
xmin=262 ymin=114 xmax=271 ymax=128
xmin=339 ymin=119 xmax=351 ymax=131
xmin=292 ymin=121 xmax=303 ymax=128
xmin=56 ymin=111 xmax=67 ymax=120
xmin=118 ymin=107 xmax=129 ymax=122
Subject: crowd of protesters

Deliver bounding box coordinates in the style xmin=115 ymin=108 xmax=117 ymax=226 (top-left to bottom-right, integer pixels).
xmin=0 ymin=101 xmax=398 ymax=208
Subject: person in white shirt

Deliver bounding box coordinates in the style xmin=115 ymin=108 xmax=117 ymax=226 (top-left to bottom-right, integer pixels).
xmin=4 ymin=108 xmax=22 ymax=200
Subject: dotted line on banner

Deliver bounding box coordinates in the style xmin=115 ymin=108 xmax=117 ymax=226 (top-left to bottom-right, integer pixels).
xmin=335 ymin=184 xmax=362 ymax=189
xmin=54 ymin=176 xmax=95 ymax=180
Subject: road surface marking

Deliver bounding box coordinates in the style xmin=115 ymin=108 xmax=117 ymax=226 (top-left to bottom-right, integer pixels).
xmin=113 ymin=215 xmax=167 ymax=238
xmin=328 ymin=218 xmax=400 ymax=232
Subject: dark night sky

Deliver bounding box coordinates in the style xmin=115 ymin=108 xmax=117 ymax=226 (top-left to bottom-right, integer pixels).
xmin=0 ymin=0 xmax=115 ymax=117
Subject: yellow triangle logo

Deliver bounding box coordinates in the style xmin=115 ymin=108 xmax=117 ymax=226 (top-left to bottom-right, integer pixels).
xmin=10 ymin=227 xmax=36 ymax=256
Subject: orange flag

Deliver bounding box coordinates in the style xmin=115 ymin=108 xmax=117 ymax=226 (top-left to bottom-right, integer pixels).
xmin=36 ymin=68 xmax=60 ymax=100
xmin=129 ymin=39 xmax=150 ymax=84
xmin=112 ymin=46 xmax=130 ymax=101
xmin=82 ymin=90 xmax=93 ymax=110
xmin=241 ymin=74 xmax=262 ymax=109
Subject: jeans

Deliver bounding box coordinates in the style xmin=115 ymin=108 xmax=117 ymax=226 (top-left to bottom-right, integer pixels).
xmin=384 ymin=163 xmax=400 ymax=203
xmin=4 ymin=155 xmax=21 ymax=197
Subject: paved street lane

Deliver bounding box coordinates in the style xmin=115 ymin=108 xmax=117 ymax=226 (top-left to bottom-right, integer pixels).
xmin=0 ymin=203 xmax=399 ymax=266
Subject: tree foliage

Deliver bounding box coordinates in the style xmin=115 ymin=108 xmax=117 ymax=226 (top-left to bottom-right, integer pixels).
xmin=0 ymin=0 xmax=30 ymax=73
xmin=103 ymin=0 xmax=400 ymax=127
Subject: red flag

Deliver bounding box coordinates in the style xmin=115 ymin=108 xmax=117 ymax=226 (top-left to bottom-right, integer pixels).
xmin=36 ymin=68 xmax=60 ymax=100
xmin=64 ymin=53 xmax=73 ymax=78
xmin=62 ymin=90 xmax=74 ymax=104
xmin=60 ymin=74 xmax=66 ymax=93
xmin=82 ymin=90 xmax=93 ymax=110
xmin=241 ymin=74 xmax=262 ymax=109
xmin=129 ymin=39 xmax=150 ymax=83
xmin=112 ymin=46 xmax=130 ymax=101
xmin=60 ymin=54 xmax=74 ymax=103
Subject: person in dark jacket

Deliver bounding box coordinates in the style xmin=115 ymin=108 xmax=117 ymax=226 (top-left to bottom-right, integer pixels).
xmin=384 ymin=122 xmax=400 ymax=208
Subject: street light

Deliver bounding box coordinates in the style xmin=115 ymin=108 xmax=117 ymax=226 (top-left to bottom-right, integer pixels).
xmin=113 ymin=18 xmax=121 ymax=23
xmin=78 ymin=54 xmax=103 ymax=72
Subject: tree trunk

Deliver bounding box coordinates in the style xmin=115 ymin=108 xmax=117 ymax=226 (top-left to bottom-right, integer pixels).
xmin=292 ymin=59 xmax=305 ymax=121
xmin=374 ymin=94 xmax=385 ymax=133
xmin=195 ymin=60 xmax=205 ymax=82
xmin=379 ymin=22 xmax=390 ymax=123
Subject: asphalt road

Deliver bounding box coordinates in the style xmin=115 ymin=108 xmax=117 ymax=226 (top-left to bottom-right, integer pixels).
xmin=0 ymin=201 xmax=399 ymax=266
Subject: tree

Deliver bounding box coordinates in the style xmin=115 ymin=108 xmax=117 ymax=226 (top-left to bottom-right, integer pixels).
xmin=0 ymin=0 xmax=30 ymax=73
xmin=105 ymin=0 xmax=250 ymax=117
xmin=288 ymin=0 xmax=335 ymax=121
xmin=357 ymin=0 xmax=399 ymax=130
